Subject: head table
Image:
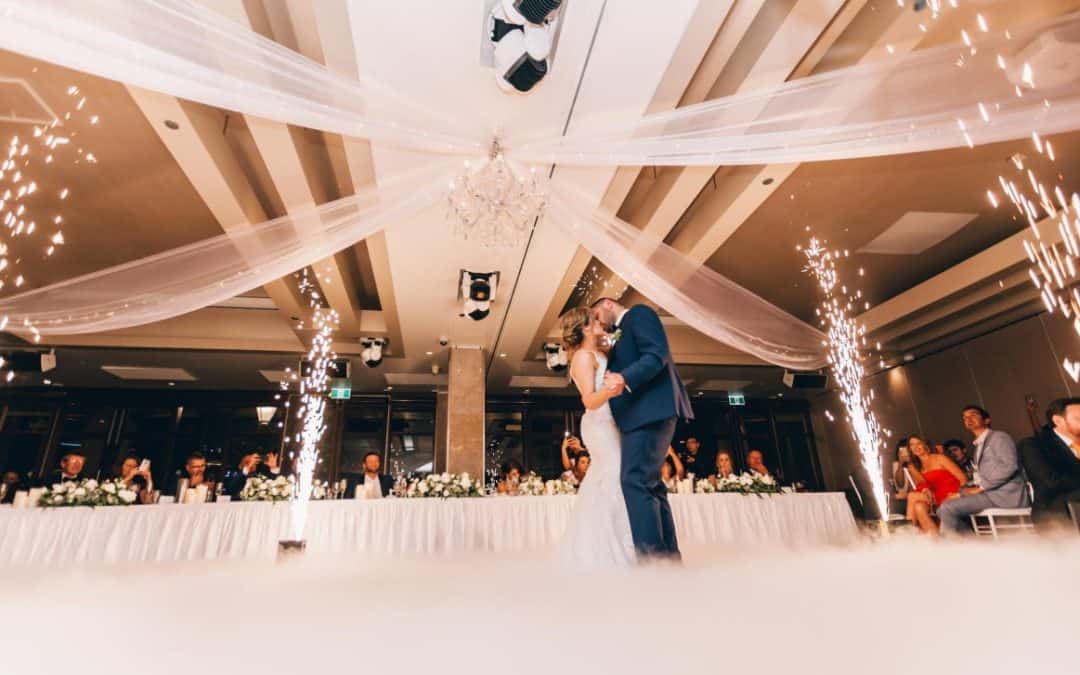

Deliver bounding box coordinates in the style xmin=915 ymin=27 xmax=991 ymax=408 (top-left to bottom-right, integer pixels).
xmin=0 ymin=493 xmax=857 ymax=566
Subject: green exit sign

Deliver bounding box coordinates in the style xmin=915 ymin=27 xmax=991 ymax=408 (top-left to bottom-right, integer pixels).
xmin=728 ymin=392 xmax=746 ymax=406
xmin=329 ymin=385 xmax=351 ymax=400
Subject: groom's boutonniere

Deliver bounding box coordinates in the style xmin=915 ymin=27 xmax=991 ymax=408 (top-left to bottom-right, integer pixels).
xmin=604 ymin=328 xmax=622 ymax=350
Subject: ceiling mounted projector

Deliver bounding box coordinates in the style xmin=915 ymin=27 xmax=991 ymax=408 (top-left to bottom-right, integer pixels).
xmin=461 ymin=271 xmax=498 ymax=321
xmin=543 ymin=342 xmax=568 ymax=373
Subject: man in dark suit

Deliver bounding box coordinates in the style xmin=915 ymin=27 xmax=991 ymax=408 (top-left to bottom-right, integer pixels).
xmin=1019 ymin=397 xmax=1080 ymax=529
xmin=591 ymin=297 xmax=693 ymax=561
xmin=347 ymin=451 xmax=394 ymax=499
xmin=38 ymin=451 xmax=86 ymax=487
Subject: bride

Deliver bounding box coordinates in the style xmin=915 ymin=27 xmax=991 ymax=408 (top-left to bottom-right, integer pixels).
xmin=557 ymin=307 xmax=636 ymax=568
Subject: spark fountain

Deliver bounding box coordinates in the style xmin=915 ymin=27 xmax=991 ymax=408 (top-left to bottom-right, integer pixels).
xmin=280 ymin=267 xmax=339 ymax=556
xmin=803 ymin=240 xmax=890 ymax=529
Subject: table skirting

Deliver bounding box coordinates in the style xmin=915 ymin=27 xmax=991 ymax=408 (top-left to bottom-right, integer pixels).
xmin=0 ymin=493 xmax=857 ymax=566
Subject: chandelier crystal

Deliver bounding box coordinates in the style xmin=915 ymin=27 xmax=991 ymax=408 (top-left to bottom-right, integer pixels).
xmin=447 ymin=139 xmax=546 ymax=248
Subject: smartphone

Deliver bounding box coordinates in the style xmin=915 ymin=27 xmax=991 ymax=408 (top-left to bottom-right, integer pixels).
xmin=564 ymin=431 xmax=571 ymax=438
xmin=138 ymin=459 xmax=151 ymax=472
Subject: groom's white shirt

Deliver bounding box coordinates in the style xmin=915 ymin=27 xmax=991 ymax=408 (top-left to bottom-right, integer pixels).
xmin=614 ymin=308 xmax=631 ymax=393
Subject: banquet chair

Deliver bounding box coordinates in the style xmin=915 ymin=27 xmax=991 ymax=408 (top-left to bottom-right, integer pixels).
xmin=968 ymin=482 xmax=1036 ymax=539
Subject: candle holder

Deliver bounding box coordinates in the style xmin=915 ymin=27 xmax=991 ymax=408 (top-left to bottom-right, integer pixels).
xmin=277 ymin=539 xmax=306 ymax=560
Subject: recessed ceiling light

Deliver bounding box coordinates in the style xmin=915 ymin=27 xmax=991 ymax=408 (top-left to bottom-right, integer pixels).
xmin=168 ymin=382 xmax=176 ymax=387
xmin=762 ymin=177 xmax=774 ymax=185
xmin=385 ymin=386 xmax=393 ymax=391
xmin=42 ymin=379 xmax=51 ymax=385
xmin=523 ymin=388 xmax=531 ymax=394
xmin=425 ymin=351 xmax=433 ymax=356
xmin=500 ymin=353 xmax=507 ymax=358
xmin=164 ymin=119 xmax=179 ymax=130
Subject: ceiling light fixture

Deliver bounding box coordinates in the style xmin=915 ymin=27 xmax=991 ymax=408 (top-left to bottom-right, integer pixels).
xmin=447 ymin=142 xmax=545 ymax=248
xmin=164 ymin=119 xmax=179 ymax=130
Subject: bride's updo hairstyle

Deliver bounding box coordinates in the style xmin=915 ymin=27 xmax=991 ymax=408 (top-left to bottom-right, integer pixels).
xmin=560 ymin=307 xmax=591 ymax=353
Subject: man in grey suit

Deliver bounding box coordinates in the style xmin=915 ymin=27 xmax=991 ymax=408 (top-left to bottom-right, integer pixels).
xmin=938 ymin=405 xmax=1030 ymax=536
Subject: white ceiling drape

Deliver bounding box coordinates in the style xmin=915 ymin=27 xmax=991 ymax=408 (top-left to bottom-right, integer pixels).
xmin=0 ymin=0 xmax=1077 ymax=369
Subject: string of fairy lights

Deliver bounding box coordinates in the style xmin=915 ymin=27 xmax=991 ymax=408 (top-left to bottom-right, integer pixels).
xmin=0 ymin=83 xmax=95 ymax=378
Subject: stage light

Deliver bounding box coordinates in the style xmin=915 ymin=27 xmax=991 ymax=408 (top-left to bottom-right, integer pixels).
xmin=360 ymin=337 xmax=387 ymax=368
xmin=543 ymin=342 xmax=568 ymax=373
xmin=461 ymin=271 xmax=497 ymax=321
xmin=489 ymin=0 xmax=562 ymax=94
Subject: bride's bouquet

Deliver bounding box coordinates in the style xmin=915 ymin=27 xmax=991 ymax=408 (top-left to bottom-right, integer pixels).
xmin=405 ymin=472 xmax=483 ymax=498
xmin=240 ymin=474 xmax=294 ymax=502
xmin=39 ymin=478 xmax=138 ymax=507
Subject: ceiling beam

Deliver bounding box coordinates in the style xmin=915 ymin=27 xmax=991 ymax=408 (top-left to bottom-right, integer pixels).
xmin=123 ymin=86 xmax=308 ymax=332
xmin=861 ymin=214 xmax=1059 ymax=337
xmin=307 ymin=0 xmax=405 ymax=356
xmin=210 ymin=0 xmax=370 ymax=340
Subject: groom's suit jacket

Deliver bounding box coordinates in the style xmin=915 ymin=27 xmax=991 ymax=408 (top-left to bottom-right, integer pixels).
xmin=607 ymin=304 xmax=693 ymax=432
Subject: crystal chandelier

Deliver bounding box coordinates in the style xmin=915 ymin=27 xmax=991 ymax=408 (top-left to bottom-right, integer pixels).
xmin=447 ymin=139 xmax=545 ymax=248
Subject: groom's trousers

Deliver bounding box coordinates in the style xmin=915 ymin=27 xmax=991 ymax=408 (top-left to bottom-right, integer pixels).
xmin=621 ymin=417 xmax=680 ymax=560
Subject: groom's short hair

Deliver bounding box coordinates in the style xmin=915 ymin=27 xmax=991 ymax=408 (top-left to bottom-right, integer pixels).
xmin=590 ymin=297 xmax=618 ymax=309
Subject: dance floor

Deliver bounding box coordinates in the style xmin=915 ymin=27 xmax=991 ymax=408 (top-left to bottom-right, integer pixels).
xmin=0 ymin=535 xmax=1075 ymax=675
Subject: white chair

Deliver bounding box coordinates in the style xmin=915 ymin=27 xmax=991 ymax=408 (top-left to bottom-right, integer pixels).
xmin=968 ymin=482 xmax=1036 ymax=539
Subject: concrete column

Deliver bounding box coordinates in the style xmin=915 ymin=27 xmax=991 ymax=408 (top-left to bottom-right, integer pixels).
xmin=446 ymin=346 xmax=485 ymax=477
xmin=433 ymin=390 xmax=449 ymax=474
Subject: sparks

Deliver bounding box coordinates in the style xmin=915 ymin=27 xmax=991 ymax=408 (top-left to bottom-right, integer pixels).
xmin=803 ymin=238 xmax=889 ymax=520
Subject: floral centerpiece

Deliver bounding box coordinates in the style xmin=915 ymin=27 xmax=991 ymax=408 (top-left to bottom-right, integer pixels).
xmin=38 ymin=478 xmax=137 ymax=507
xmin=239 ymin=474 xmax=294 ymax=502
xmin=545 ymin=478 xmax=578 ymax=495
xmin=405 ymin=472 xmax=483 ymax=498
xmin=516 ymin=472 xmax=546 ymax=496
xmin=694 ymin=478 xmax=717 ymax=494
xmin=700 ymin=472 xmax=782 ymax=496
xmin=310 ymin=479 xmax=330 ymax=500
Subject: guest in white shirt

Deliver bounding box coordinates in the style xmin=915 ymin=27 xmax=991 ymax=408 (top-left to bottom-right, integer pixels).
xmin=351 ymin=451 xmax=393 ymax=499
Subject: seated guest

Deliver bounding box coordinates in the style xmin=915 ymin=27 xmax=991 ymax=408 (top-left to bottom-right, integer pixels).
xmin=903 ymin=435 xmax=967 ymax=536
xmin=496 ymin=459 xmax=524 ymax=495
xmin=661 ymin=447 xmax=686 ymax=491
xmin=708 ymin=451 xmax=736 ymax=487
xmin=257 ymin=449 xmax=282 ymax=478
xmin=678 ymin=436 xmax=713 ymax=479
xmin=1019 ymin=397 xmax=1080 ymax=528
xmin=348 ymin=451 xmax=393 ymax=499
xmin=222 ymin=451 xmax=264 ymax=498
xmin=117 ymin=453 xmax=155 ymax=504
xmin=560 ymin=434 xmax=589 ymax=483
xmin=1 ymin=469 xmax=21 ymax=504
xmin=890 ymin=439 xmax=911 ymax=515
xmin=561 ymin=449 xmax=590 ymax=486
xmin=39 ymin=451 xmax=86 ymax=486
xmin=746 ymin=449 xmax=772 ymax=478
xmin=170 ymin=452 xmax=208 ymax=496
xmin=943 ymin=438 xmax=973 ymax=480
xmin=938 ymin=405 xmax=1030 ymax=536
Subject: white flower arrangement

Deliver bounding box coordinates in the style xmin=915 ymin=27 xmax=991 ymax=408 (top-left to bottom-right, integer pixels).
xmin=405 ymin=472 xmax=483 ymax=499
xmin=545 ymin=478 xmax=578 ymax=495
xmin=516 ymin=472 xmax=546 ymax=496
xmin=310 ymin=479 xmax=330 ymax=500
xmin=239 ymin=474 xmax=294 ymax=502
xmin=694 ymin=478 xmax=717 ymax=494
xmin=38 ymin=478 xmax=137 ymax=507
xmin=701 ymin=472 xmax=781 ymax=496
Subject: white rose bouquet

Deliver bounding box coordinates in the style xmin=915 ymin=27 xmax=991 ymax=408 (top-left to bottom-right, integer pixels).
xmin=405 ymin=472 xmax=484 ymax=499
xmin=239 ymin=474 xmax=294 ymax=502
xmin=714 ymin=472 xmax=781 ymax=496
xmin=516 ymin=472 xmax=546 ymax=496
xmin=545 ymin=478 xmax=578 ymax=495
xmin=39 ymin=478 xmax=137 ymax=507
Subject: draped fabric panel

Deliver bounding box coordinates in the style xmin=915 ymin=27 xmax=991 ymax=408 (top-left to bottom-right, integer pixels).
xmin=0 ymin=494 xmax=858 ymax=566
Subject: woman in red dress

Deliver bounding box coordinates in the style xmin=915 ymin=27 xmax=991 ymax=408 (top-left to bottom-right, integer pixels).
xmin=902 ymin=435 xmax=969 ymax=536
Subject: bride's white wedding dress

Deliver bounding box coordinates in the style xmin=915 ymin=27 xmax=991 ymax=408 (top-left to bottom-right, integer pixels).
xmin=559 ymin=350 xmax=636 ymax=568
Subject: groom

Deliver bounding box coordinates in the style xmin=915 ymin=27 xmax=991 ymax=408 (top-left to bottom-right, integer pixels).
xmin=591 ymin=297 xmax=693 ymax=561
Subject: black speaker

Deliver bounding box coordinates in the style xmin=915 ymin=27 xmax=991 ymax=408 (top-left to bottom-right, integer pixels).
xmin=782 ymin=371 xmax=828 ymax=389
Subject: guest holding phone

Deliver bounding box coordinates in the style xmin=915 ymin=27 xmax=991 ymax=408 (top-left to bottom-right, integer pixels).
xmin=118 ymin=453 xmax=155 ymax=504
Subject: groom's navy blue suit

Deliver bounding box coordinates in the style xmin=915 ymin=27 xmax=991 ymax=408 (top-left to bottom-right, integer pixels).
xmin=607 ymin=304 xmax=693 ymax=560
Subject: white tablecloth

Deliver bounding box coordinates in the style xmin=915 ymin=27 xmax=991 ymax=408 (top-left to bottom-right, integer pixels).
xmin=0 ymin=493 xmax=857 ymax=566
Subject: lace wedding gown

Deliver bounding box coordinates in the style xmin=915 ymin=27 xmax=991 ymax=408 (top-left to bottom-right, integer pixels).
xmin=559 ymin=351 xmax=636 ymax=568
